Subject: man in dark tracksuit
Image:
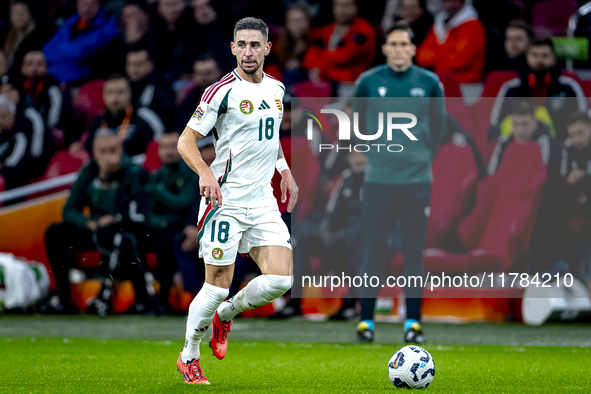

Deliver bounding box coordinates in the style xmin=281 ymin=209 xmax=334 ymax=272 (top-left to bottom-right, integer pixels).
xmin=143 ymin=131 xmax=199 ymax=312
xmin=0 ymin=95 xmax=32 ymax=191
xmin=322 ymin=152 xmax=366 ymax=320
xmin=80 ymin=75 xmax=165 ymax=156
xmin=44 ymin=129 xmax=155 ymax=315
xmin=353 ymin=23 xmax=446 ymax=343
xmin=1 ymin=76 xmax=52 ymax=179
xmin=488 ymin=38 xmax=587 ymax=143
xmin=560 ymin=113 xmax=591 ymax=279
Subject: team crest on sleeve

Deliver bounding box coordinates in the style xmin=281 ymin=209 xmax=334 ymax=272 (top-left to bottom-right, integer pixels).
xmin=192 ymin=107 xmax=205 ymax=121
xmin=212 ymin=248 xmax=224 ymax=260
xmin=410 ymin=87 xmax=426 ymax=97
xmin=275 ymin=96 xmax=283 ymax=112
xmin=240 ymin=100 xmax=254 ymax=115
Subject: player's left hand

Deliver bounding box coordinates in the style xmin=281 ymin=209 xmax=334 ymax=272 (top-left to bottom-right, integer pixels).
xmin=280 ymin=170 xmax=298 ymax=213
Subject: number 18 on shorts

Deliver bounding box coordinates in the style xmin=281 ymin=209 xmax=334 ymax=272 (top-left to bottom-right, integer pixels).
xmin=197 ymin=202 xmax=292 ymax=266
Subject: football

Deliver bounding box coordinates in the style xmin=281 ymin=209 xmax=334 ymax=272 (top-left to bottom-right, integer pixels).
xmin=387 ymin=346 xmax=435 ymax=389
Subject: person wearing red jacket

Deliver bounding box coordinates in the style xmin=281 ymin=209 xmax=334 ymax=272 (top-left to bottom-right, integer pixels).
xmin=302 ymin=0 xmax=376 ymax=83
xmin=416 ymin=0 xmax=486 ymax=83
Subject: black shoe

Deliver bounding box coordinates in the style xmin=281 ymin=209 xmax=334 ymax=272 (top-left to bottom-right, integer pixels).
xmin=38 ymin=296 xmax=78 ymax=315
xmin=127 ymin=303 xmax=158 ymax=316
xmin=268 ymin=298 xmax=302 ymax=319
xmin=329 ymin=306 xmax=357 ymax=321
xmin=86 ymin=298 xmax=109 ymax=317
xmin=356 ymin=321 xmax=374 ymax=343
xmin=404 ymin=322 xmax=425 ymax=344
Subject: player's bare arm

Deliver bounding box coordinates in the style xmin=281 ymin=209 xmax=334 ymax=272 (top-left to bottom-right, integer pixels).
xmin=178 ymin=126 xmax=223 ymax=207
xmin=277 ymin=142 xmax=298 ymax=212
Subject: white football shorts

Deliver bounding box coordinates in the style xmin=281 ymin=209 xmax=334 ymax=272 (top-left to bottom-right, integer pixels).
xmin=196 ymin=199 xmax=292 ymax=266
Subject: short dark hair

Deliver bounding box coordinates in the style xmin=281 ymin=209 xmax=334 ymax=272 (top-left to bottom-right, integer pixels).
xmin=506 ymin=19 xmax=534 ymax=40
xmin=234 ymin=17 xmax=268 ymax=42
xmin=529 ymin=37 xmax=555 ymax=54
xmin=385 ymin=21 xmax=415 ymax=41
xmin=127 ymin=48 xmax=153 ymax=62
xmin=194 ymin=53 xmax=219 ymax=65
xmin=104 ymin=73 xmax=130 ymax=88
xmin=566 ymin=111 xmax=591 ymax=128
xmin=93 ymin=127 xmax=119 ymax=142
xmin=511 ymin=100 xmax=535 ymax=116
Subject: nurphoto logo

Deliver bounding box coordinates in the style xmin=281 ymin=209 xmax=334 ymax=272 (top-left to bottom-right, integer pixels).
xmin=305 ymin=107 xmax=418 ymax=153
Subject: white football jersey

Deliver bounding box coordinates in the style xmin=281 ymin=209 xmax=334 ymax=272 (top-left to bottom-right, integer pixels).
xmin=187 ymin=69 xmax=285 ymax=208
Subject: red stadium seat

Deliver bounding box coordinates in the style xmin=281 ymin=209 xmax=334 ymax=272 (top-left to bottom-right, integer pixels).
xmin=42 ymin=150 xmax=89 ymax=180
xmin=437 ymin=71 xmax=462 ymax=98
xmin=24 ymin=150 xmax=89 ymax=200
xmin=579 ymin=81 xmax=591 ymax=107
xmin=425 ymin=142 xmax=547 ymax=273
xmin=480 ymin=70 xmax=520 ymax=98
xmin=145 ymin=252 xmax=158 ymax=270
xmin=426 ymin=143 xmax=479 ymax=249
xmin=74 ymin=251 xmax=102 ymax=268
xmin=531 ymin=0 xmax=578 ymax=37
xmin=437 ymin=71 xmax=474 ymax=132
xmin=74 ymin=251 xmax=158 ymax=271
xmin=73 ymin=79 xmax=106 ymax=128
xmin=143 ymin=140 xmax=162 ymax=173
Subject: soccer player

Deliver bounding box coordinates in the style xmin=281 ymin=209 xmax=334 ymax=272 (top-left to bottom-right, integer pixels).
xmin=353 ymin=22 xmax=446 ymax=344
xmin=175 ymin=17 xmax=298 ymax=385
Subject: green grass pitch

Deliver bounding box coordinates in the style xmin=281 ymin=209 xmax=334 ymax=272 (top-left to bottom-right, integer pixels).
xmin=1 ymin=316 xmax=590 ymax=393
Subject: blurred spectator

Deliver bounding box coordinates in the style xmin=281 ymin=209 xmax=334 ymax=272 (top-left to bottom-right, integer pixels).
xmin=503 ymin=19 xmax=532 ymax=74
xmin=144 ymin=130 xmax=199 ymax=312
xmin=0 ymin=75 xmax=51 ymax=178
xmin=0 ymin=94 xmax=32 ymax=189
xmin=44 ymin=128 xmax=156 ymax=315
xmin=158 ymin=0 xmax=187 ymax=30
xmin=188 ymin=0 xmax=235 ymax=72
xmin=322 ymin=151 xmax=367 ymax=321
xmin=1 ymin=0 xmax=46 ymax=74
xmin=488 ymin=100 xmax=560 ymax=177
xmin=176 ymin=54 xmax=222 ymax=131
xmin=154 ymin=0 xmax=194 ymax=82
xmin=126 ymin=49 xmax=175 ymax=128
xmin=398 ymin=0 xmax=433 ymax=46
xmin=17 ymin=49 xmax=71 ymax=132
xmin=42 ymin=0 xmax=119 ymax=84
xmin=489 ymin=38 xmax=587 ymax=142
xmin=276 ymin=5 xmax=311 ymax=86
xmin=80 ymin=74 xmax=164 ymax=157
xmin=120 ymin=0 xmax=156 ymax=49
xmin=302 ymin=0 xmax=376 ymax=83
xmin=416 ymin=0 xmax=486 ymax=83
xmin=313 ymin=0 xmax=386 ymax=27
xmin=191 ymin=54 xmax=223 ymax=90
xmin=562 ymin=112 xmax=591 ymax=218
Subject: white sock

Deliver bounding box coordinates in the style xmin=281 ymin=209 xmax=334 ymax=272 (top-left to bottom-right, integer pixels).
xmin=181 ymin=282 xmax=229 ymax=363
xmin=217 ymin=274 xmax=293 ymax=322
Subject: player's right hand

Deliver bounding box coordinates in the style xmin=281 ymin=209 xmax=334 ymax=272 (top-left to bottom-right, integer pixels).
xmin=200 ymin=171 xmax=223 ymax=208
